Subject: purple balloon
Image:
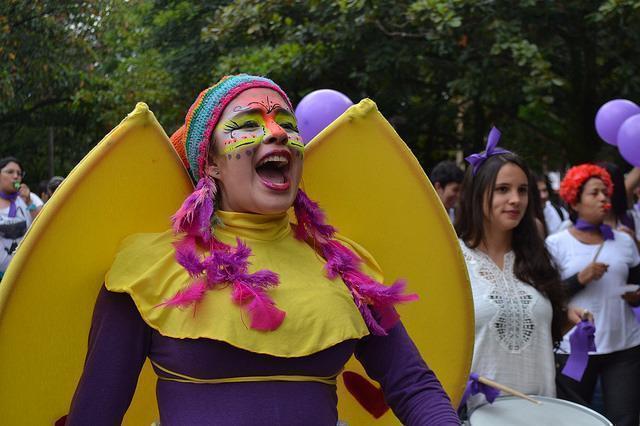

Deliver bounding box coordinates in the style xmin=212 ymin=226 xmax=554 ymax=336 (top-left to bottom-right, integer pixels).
xmin=618 ymin=114 xmax=640 ymax=166
xmin=295 ymin=89 xmax=354 ymax=143
xmin=595 ymin=99 xmax=640 ymax=146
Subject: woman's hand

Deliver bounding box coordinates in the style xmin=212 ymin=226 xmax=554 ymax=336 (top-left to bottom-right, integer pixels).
xmin=622 ymin=289 xmax=640 ymax=307
xmin=562 ymin=306 xmax=594 ymax=334
xmin=577 ymin=262 xmax=608 ymax=285
xmin=18 ymin=183 xmax=31 ymax=205
xmin=567 ymin=306 xmax=594 ymax=325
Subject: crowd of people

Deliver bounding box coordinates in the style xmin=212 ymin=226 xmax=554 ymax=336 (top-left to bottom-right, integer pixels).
xmin=0 ymin=156 xmax=63 ymax=280
xmin=430 ymin=135 xmax=640 ymax=425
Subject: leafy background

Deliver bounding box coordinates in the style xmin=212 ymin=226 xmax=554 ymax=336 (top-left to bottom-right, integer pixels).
xmin=1 ymin=0 xmax=639 ymax=188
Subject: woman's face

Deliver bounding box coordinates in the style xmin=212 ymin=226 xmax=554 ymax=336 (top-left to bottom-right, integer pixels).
xmin=0 ymin=161 xmax=22 ymax=194
xmin=208 ymin=88 xmax=304 ymax=214
xmin=573 ymin=177 xmax=610 ymax=224
xmin=484 ymin=163 xmax=529 ymax=233
xmin=537 ymin=180 xmax=549 ymax=204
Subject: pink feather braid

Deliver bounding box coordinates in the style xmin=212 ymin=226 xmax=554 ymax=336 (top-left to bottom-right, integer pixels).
xmin=293 ymin=190 xmax=418 ymax=335
xmin=161 ymin=178 xmax=285 ymax=331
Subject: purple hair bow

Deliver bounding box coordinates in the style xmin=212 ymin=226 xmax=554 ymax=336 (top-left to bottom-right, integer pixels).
xmin=465 ymin=127 xmax=511 ymax=175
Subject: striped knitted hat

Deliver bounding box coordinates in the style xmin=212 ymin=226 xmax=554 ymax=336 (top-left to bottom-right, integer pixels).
xmin=170 ymin=74 xmax=293 ymax=182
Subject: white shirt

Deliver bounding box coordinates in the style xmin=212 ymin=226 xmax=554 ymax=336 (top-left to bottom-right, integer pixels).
xmin=0 ymin=197 xmax=32 ymax=274
xmin=546 ymin=229 xmax=640 ymax=354
xmin=543 ymin=201 xmax=570 ymax=235
xmin=30 ymin=193 xmax=44 ymax=208
xmin=460 ymin=241 xmax=556 ymax=410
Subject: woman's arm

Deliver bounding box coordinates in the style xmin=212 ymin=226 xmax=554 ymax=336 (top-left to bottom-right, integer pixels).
xmin=625 ymin=167 xmax=640 ymax=207
xmin=66 ymin=285 xmax=151 ymax=425
xmin=354 ymin=321 xmax=459 ymax=426
xmin=561 ymin=262 xmax=609 ymax=298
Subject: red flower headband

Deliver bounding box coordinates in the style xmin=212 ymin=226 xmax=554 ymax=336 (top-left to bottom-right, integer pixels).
xmin=559 ymin=164 xmax=613 ymax=206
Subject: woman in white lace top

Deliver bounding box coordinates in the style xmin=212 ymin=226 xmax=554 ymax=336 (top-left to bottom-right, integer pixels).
xmin=455 ymin=130 xmax=581 ymax=412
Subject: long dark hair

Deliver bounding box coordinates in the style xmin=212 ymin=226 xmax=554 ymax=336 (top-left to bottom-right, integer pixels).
xmin=529 ymin=172 xmax=549 ymax=237
xmin=455 ymin=153 xmax=566 ymax=344
xmin=0 ymin=157 xmax=22 ymax=172
xmin=596 ymin=161 xmax=634 ymax=230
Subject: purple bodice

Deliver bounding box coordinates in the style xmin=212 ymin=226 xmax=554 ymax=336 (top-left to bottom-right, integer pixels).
xmin=66 ymin=287 xmax=459 ymax=425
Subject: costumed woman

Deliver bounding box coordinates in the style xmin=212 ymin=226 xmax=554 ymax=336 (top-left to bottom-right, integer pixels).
xmin=0 ymin=157 xmax=40 ymax=280
xmin=455 ymin=129 xmax=583 ymax=413
xmin=546 ymin=164 xmax=640 ymax=426
xmin=65 ymin=75 xmax=459 ymax=425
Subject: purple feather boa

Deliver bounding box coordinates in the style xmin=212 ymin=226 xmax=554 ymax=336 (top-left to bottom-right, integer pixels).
xmin=164 ymin=183 xmax=417 ymax=335
xmin=293 ymin=190 xmax=418 ymax=335
xmin=162 ymin=178 xmax=285 ymax=331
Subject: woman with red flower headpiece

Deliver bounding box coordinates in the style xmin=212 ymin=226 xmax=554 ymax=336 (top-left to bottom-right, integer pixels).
xmin=546 ymin=164 xmax=640 ymax=426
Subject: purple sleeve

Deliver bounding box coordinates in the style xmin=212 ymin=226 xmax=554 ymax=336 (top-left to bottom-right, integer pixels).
xmin=355 ymin=322 xmax=460 ymax=425
xmin=66 ymin=285 xmax=151 ymax=426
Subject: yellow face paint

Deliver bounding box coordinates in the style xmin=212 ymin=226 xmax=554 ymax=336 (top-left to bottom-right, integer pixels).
xmin=217 ymin=110 xmax=304 ymax=155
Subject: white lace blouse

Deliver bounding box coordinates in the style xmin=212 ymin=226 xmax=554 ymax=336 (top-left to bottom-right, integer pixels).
xmin=459 ymin=241 xmax=556 ymax=411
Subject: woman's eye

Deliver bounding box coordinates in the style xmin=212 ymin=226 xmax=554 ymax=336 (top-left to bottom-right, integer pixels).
xmin=240 ymin=121 xmax=260 ymax=129
xmin=495 ymin=186 xmax=508 ymax=193
xmin=280 ymin=122 xmax=299 ymax=132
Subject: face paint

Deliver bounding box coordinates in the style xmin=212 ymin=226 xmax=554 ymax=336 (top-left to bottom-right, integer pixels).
xmin=218 ymin=111 xmax=304 ymax=156
xmin=208 ymin=88 xmax=304 ymax=215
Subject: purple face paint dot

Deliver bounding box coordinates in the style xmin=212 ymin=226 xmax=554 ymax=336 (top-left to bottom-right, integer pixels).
xmin=227 ymin=154 xmax=232 ymax=160
xmin=245 ymin=149 xmax=253 ymax=156
xmin=236 ymin=154 xmax=241 ymax=160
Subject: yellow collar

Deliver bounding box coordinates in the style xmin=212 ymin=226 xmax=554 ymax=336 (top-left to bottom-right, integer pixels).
xmin=214 ymin=210 xmax=291 ymax=242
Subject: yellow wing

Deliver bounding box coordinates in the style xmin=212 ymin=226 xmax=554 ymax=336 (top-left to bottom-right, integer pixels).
xmin=302 ymin=99 xmax=473 ymax=424
xmin=0 ymin=103 xmax=193 ymax=425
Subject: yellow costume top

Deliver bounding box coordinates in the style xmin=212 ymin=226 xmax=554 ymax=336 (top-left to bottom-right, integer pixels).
xmin=106 ymin=210 xmax=380 ymax=357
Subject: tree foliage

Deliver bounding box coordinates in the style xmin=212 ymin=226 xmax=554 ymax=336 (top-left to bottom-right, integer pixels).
xmin=1 ymin=0 xmax=640 ymax=187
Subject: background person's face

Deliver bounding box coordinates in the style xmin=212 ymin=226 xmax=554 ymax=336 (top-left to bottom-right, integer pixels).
xmin=0 ymin=162 xmax=22 ymax=194
xmin=436 ymin=182 xmax=461 ymax=210
xmin=208 ymin=88 xmax=303 ymax=214
xmin=572 ymin=178 xmax=610 ymax=224
xmin=537 ymin=180 xmax=549 ymax=204
xmin=483 ymin=163 xmax=529 ymax=233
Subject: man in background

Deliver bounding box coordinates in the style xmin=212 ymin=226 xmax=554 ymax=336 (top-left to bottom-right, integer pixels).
xmin=429 ymin=161 xmax=464 ymax=222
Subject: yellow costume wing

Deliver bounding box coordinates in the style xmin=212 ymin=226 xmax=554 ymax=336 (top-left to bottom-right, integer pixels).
xmin=0 ymin=103 xmax=192 ymax=425
xmin=302 ymin=99 xmax=473 ymax=424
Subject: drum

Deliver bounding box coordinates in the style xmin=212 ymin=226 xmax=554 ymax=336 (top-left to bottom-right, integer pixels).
xmin=469 ymin=396 xmax=612 ymax=426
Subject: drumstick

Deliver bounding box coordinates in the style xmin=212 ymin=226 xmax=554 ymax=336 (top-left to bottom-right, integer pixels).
xmin=592 ymin=242 xmax=605 ymax=263
xmin=477 ymin=376 xmax=541 ymax=405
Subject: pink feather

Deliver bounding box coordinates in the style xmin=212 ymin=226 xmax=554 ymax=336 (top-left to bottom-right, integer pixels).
xmin=172 ymin=177 xmax=217 ymax=242
xmin=160 ymin=279 xmax=208 ymax=308
xmin=232 ymin=282 xmax=285 ymax=331
xmin=231 ymin=282 xmax=253 ymax=304
xmin=246 ymin=291 xmax=286 ymax=331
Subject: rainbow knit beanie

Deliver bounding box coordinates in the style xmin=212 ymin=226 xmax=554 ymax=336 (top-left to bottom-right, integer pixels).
xmin=170 ymin=74 xmax=293 ymax=182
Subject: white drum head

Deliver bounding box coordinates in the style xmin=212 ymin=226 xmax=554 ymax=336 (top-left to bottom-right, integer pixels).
xmin=469 ymin=396 xmax=612 ymax=426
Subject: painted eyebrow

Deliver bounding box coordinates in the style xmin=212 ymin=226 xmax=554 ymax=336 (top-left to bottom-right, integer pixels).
xmin=229 ymin=106 xmax=294 ymax=119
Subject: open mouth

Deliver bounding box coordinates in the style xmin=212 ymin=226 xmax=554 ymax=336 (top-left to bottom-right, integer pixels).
xmin=255 ymin=151 xmax=291 ymax=191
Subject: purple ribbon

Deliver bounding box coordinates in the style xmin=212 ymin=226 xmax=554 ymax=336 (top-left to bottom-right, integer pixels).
xmin=464 ymin=127 xmax=511 ymax=175
xmin=0 ymin=191 xmax=18 ymax=218
xmin=575 ymin=218 xmax=614 ymax=240
xmin=458 ymin=373 xmax=500 ymax=410
xmin=561 ymin=320 xmax=596 ymax=381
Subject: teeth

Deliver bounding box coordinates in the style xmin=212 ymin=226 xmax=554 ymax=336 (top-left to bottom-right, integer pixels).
xmin=257 ymin=154 xmax=289 ymax=167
